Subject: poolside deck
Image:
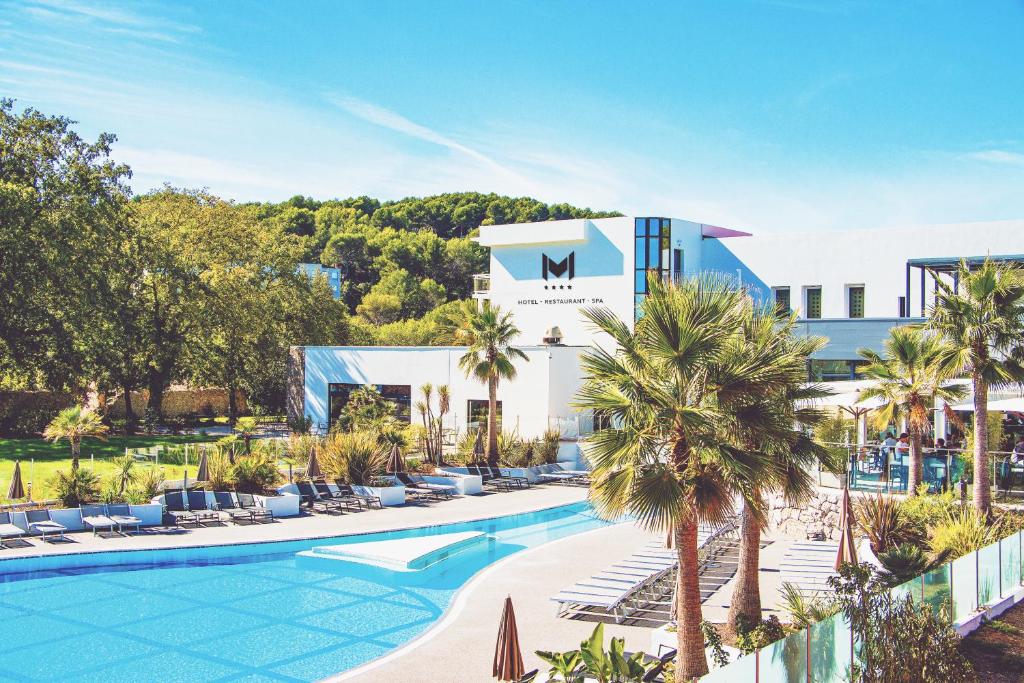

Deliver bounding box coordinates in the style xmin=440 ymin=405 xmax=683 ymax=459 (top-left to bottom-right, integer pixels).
xmin=0 ymin=486 xmax=589 ymax=561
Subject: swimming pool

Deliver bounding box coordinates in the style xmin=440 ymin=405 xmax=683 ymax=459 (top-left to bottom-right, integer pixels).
xmin=0 ymin=502 xmax=614 ymax=682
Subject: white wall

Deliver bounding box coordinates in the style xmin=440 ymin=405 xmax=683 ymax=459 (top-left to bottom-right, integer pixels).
xmin=303 ymin=346 xmax=586 ymax=439
xmin=707 ymin=220 xmax=1024 ymax=319
xmin=480 ymin=216 xmax=636 ymax=348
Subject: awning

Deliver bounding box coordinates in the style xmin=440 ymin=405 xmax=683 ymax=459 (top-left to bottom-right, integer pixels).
xmin=952 ymin=396 xmax=1024 ymax=412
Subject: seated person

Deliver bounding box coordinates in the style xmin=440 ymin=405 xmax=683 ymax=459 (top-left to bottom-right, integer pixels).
xmin=1012 ymin=436 xmax=1024 ymax=465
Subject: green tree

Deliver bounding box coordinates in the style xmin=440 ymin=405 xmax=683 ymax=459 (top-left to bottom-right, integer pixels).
xmin=726 ymin=310 xmax=837 ymax=631
xmin=441 ymin=301 xmax=527 ymax=465
xmin=929 ymin=258 xmax=1024 ymax=516
xmin=356 ymin=292 xmax=403 ymax=326
xmin=858 ymin=326 xmax=966 ymax=495
xmin=42 ymin=406 xmax=110 ymax=470
xmin=574 ymin=275 xmax=793 ymax=680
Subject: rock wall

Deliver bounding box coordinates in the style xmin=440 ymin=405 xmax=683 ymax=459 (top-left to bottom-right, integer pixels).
xmin=767 ymin=486 xmax=843 ymax=540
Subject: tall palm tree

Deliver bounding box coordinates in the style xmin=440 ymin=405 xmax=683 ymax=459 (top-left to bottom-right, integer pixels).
xmin=43 ymin=406 xmax=110 ymax=470
xmin=726 ymin=310 xmax=838 ymax=631
xmin=929 ymin=258 xmax=1024 ymax=516
xmin=442 ymin=300 xmax=527 ymax=466
xmin=575 ymin=275 xmax=797 ymax=680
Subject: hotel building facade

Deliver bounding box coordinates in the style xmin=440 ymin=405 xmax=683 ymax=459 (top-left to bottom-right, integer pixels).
xmin=288 ymin=216 xmax=1024 ymax=437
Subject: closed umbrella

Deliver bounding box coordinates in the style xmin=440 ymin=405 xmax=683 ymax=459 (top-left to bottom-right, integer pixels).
xmin=834 ymin=485 xmax=858 ymax=570
xmin=7 ymin=461 xmax=24 ymax=500
xmin=307 ymin=446 xmax=323 ymax=480
xmin=195 ymin=450 xmax=210 ymax=482
xmin=492 ymin=596 xmax=524 ymax=681
xmin=473 ymin=428 xmax=485 ymax=464
xmin=387 ymin=444 xmax=405 ymax=474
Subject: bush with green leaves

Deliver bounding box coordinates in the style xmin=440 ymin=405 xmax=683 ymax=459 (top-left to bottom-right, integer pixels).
xmin=536 ymin=623 xmax=656 ymax=682
xmin=854 ymin=493 xmax=921 ymax=554
xmin=49 ymin=467 xmax=101 ymax=507
xmin=733 ymin=614 xmax=787 ymax=655
xmin=203 ymin=451 xmax=234 ymax=491
xmin=830 ymin=563 xmax=976 ymax=682
xmin=320 ymin=430 xmax=386 ymax=485
xmin=781 ymin=582 xmax=841 ymax=630
xmin=231 ymin=452 xmax=281 ymax=493
xmin=130 ymin=467 xmax=164 ymax=502
xmin=900 ymin=487 xmax=959 ymax=530
xmin=537 ymin=428 xmax=561 ymax=465
xmin=877 ymin=543 xmax=933 ymax=587
xmin=928 ymin=508 xmax=1004 ymax=561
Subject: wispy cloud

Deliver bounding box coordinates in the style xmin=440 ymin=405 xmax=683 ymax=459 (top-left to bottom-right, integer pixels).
xmin=324 ymin=94 xmax=527 ymax=182
xmin=966 ymin=150 xmax=1024 ymax=167
xmin=19 ymin=0 xmax=200 ymax=42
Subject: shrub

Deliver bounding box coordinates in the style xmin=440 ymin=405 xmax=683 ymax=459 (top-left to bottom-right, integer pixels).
xmin=701 ymin=620 xmax=730 ymax=668
xmin=129 ymin=467 xmax=164 ymax=502
xmin=320 ymin=431 xmax=386 ymax=486
xmin=877 ymin=543 xmax=933 ymax=586
xmin=929 ymin=508 xmax=1003 ymax=561
xmin=49 ymin=468 xmax=101 ymax=507
xmin=900 ymin=487 xmax=959 ymax=530
xmin=855 ymin=493 xmax=920 ymax=554
xmin=204 ymin=451 xmax=234 ymax=490
xmin=734 ymin=614 xmax=787 ymax=655
xmin=780 ymin=582 xmax=841 ymax=630
xmin=538 ymin=428 xmax=561 ymax=464
xmin=536 ymin=623 xmax=656 ymax=682
xmin=232 ymin=452 xmax=281 ymax=493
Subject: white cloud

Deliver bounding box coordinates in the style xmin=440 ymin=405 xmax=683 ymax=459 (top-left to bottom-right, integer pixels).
xmin=966 ymin=150 xmax=1024 ymax=167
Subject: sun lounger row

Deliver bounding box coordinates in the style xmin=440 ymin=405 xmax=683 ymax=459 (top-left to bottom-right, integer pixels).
xmin=0 ymin=505 xmax=144 ymax=547
xmin=552 ymin=520 xmax=739 ymax=623
xmin=533 ymin=463 xmax=590 ymax=486
xmin=465 ymin=465 xmax=530 ymax=491
xmin=779 ymin=541 xmax=841 ymax=596
xmin=293 ymin=480 xmax=385 ymax=512
xmin=393 ymin=473 xmax=458 ymax=501
xmin=164 ymin=490 xmax=273 ymax=526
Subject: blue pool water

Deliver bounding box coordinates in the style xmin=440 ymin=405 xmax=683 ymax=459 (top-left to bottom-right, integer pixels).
xmin=0 ymin=502 xmax=613 ymax=682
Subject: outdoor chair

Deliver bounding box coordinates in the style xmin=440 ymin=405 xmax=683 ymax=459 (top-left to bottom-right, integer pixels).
xmin=80 ymin=504 xmax=117 ymax=536
xmin=164 ymin=490 xmax=198 ymax=526
xmin=486 ymin=466 xmax=529 ymax=488
xmin=312 ymin=480 xmax=363 ymax=511
xmin=0 ymin=512 xmax=28 ymax=548
xmin=213 ymin=491 xmax=253 ymax=524
xmin=333 ymin=482 xmax=383 ymax=509
xmin=186 ymin=491 xmax=222 ymax=525
xmin=295 ymin=481 xmax=345 ymax=513
xmin=236 ymin=493 xmax=273 ymax=522
xmin=106 ymin=504 xmax=142 ymax=535
xmin=395 ymin=473 xmax=454 ymax=500
xmin=25 ymin=509 xmax=67 ymax=542
xmin=467 ymin=465 xmax=515 ymax=492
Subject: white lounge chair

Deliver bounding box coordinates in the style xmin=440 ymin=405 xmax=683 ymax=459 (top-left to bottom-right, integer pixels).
xmin=106 ymin=504 xmax=142 ymax=535
xmin=0 ymin=512 xmax=28 ymax=548
xmin=25 ymin=509 xmax=67 ymax=541
xmin=780 ymin=541 xmax=840 ymax=596
xmin=80 ymin=504 xmax=117 ymax=536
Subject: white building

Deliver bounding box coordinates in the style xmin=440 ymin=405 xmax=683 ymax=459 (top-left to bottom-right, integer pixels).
xmin=288 ymin=215 xmax=1024 ymax=434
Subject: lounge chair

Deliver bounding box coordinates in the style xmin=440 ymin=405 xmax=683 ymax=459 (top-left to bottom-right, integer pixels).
xmin=25 ymin=509 xmax=67 ymax=542
xmin=106 ymin=504 xmax=142 ymax=535
xmin=81 ymin=504 xmax=117 ymax=536
xmin=395 ymin=473 xmax=455 ymax=500
xmin=236 ymin=493 xmax=273 ymax=522
xmin=295 ymin=481 xmax=345 ymax=513
xmin=164 ymin=490 xmax=197 ymax=526
xmin=779 ymin=541 xmax=841 ymax=596
xmin=312 ymin=480 xmax=363 ymax=511
xmin=487 ymin=466 xmax=529 ymax=488
xmin=334 ymin=482 xmax=383 ymax=509
xmin=533 ymin=464 xmax=579 ymax=485
xmin=0 ymin=512 xmax=27 ymax=548
xmin=467 ymin=465 xmax=515 ymax=492
xmin=213 ymin=491 xmax=253 ymax=524
xmin=186 ymin=491 xmax=222 ymax=525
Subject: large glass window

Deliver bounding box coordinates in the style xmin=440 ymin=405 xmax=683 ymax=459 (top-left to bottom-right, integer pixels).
xmin=467 ymin=399 xmax=501 ymax=432
xmin=848 ymin=285 xmax=865 ymax=318
xmin=808 ymin=360 xmax=866 ymax=382
xmin=805 ymin=287 xmax=822 ymax=319
xmin=328 ymin=383 xmax=411 ymax=426
xmin=634 ymin=218 xmax=671 ymax=318
xmin=773 ymin=287 xmax=791 ymax=316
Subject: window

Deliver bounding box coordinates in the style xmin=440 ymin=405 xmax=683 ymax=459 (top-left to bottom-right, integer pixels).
xmin=848 ymin=286 xmax=864 ymax=318
xmin=672 ymin=248 xmax=683 ymax=282
xmin=808 ymin=360 xmax=866 ymax=382
xmin=898 ymin=295 xmax=907 ymax=318
xmin=328 ymin=383 xmax=411 ymax=426
xmin=773 ymin=287 xmax=791 ymax=316
xmin=805 ymin=287 xmax=822 ymax=319
xmin=634 ymin=218 xmax=671 ymax=318
xmin=467 ymin=400 xmax=501 ymax=432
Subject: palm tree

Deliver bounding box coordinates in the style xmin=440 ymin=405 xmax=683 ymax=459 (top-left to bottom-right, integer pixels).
xmin=929 ymin=258 xmax=1024 ymax=516
xmin=858 ymin=327 xmax=966 ymax=496
xmin=43 ymin=406 xmax=110 ymax=470
xmin=441 ymin=301 xmax=527 ymax=466
xmin=726 ymin=310 xmax=838 ymax=631
xmin=575 ymin=275 xmax=797 ymax=680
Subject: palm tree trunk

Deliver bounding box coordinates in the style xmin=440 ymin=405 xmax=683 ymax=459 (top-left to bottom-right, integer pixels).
xmin=727 ymin=499 xmax=762 ymax=630
xmin=71 ymin=439 xmax=81 ymax=471
xmin=487 ymin=375 xmax=499 ymax=466
xmin=674 ymin=516 xmax=710 ymax=680
xmin=907 ymin=427 xmax=923 ymax=495
xmin=973 ymin=373 xmax=991 ymax=517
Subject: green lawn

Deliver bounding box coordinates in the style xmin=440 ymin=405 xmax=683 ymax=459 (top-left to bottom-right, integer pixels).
xmin=0 ymin=435 xmax=211 ymax=501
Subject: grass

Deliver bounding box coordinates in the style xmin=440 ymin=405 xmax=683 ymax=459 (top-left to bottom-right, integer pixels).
xmin=0 ymin=434 xmax=213 ymax=501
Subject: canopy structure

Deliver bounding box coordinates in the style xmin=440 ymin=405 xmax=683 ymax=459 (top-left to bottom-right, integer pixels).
xmin=951 ymin=396 xmax=1024 ymax=413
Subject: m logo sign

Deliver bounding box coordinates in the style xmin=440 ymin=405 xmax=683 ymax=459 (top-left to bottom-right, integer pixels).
xmin=541 ymin=252 xmax=575 ymax=281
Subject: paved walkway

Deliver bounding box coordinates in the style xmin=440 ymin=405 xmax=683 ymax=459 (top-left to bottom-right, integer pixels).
xmin=338 ymin=521 xmax=660 ymax=682
xmin=0 ymin=486 xmax=589 ymax=561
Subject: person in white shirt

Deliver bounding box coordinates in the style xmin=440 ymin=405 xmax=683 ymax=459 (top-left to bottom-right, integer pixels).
xmin=1012 ymin=437 xmax=1024 ymax=465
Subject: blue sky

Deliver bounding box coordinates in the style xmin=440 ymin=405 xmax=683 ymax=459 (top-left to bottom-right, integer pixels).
xmin=2 ymin=0 xmax=1023 ymax=232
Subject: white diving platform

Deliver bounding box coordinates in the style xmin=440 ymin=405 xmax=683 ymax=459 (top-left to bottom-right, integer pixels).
xmin=296 ymin=531 xmax=490 ymax=572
